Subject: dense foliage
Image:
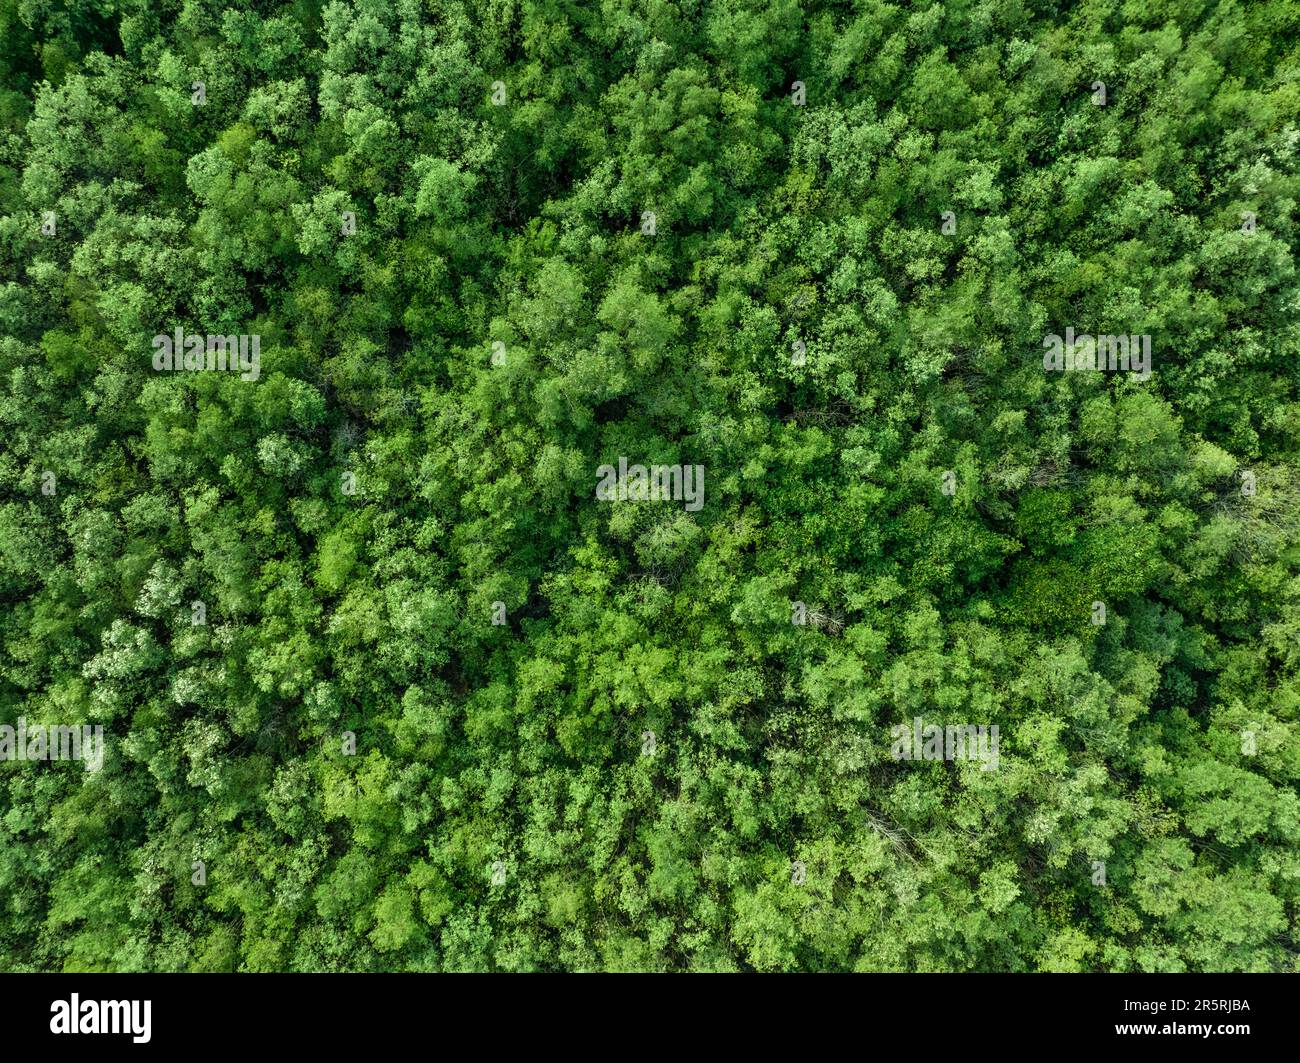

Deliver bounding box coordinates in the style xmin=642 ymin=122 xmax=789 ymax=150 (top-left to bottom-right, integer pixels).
xmin=1 ymin=0 xmax=1298 ymax=972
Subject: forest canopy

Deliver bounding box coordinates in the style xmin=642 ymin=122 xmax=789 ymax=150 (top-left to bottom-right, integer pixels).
xmin=1 ymin=0 xmax=1298 ymax=972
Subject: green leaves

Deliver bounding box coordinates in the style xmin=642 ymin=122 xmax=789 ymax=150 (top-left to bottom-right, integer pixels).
xmin=1 ymin=0 xmax=1298 ymax=976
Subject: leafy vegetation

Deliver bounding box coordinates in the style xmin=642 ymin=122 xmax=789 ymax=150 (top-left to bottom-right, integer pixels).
xmin=1 ymin=0 xmax=1298 ymax=972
